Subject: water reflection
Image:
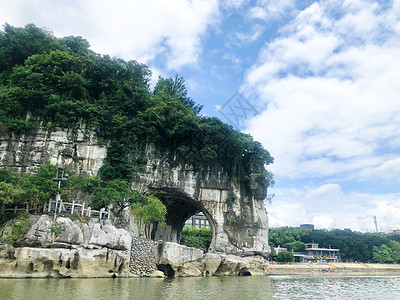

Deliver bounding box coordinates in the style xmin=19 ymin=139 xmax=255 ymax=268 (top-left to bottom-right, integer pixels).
xmin=0 ymin=275 xmax=399 ymax=300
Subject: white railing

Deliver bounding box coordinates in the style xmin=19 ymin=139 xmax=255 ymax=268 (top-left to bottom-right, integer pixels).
xmin=44 ymin=200 xmax=110 ymax=219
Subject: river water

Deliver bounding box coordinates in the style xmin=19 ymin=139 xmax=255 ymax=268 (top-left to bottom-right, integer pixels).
xmin=1 ymin=275 xmax=399 ymax=300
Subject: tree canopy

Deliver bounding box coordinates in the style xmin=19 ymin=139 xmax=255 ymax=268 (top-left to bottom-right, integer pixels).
xmin=0 ymin=24 xmax=273 ymax=195
xmin=275 ymin=251 xmax=295 ymax=263
xmin=269 ymin=226 xmax=400 ymax=263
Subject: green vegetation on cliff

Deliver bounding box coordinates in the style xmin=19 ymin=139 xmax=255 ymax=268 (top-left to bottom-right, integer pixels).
xmin=0 ymin=163 xmax=166 ymax=231
xmin=0 ymin=24 xmax=273 ymax=192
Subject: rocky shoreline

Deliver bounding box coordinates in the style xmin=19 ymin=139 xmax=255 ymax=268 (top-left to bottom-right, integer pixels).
xmin=1 ymin=215 xmax=400 ymax=278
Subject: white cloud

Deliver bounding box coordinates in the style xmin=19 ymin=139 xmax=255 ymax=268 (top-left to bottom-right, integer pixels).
xmin=248 ymin=0 xmax=296 ymax=21
xmin=313 ymin=215 xmax=335 ymax=229
xmin=361 ymin=158 xmax=400 ymax=180
xmin=236 ymin=24 xmax=265 ymax=43
xmin=248 ymin=6 xmax=267 ymax=20
xmin=0 ymin=0 xmax=220 ymax=70
xmin=243 ymin=0 xmax=400 ymax=181
xmin=267 ymin=184 xmax=400 ymax=232
xmin=221 ymin=0 xmax=248 ymax=9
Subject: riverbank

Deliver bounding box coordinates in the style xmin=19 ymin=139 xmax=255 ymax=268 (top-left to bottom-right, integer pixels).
xmin=267 ymin=262 xmax=400 ymax=275
xmin=2 ymin=214 xmax=400 ymax=278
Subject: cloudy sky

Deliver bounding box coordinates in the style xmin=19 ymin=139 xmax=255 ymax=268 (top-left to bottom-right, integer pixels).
xmin=1 ymin=0 xmax=400 ymax=232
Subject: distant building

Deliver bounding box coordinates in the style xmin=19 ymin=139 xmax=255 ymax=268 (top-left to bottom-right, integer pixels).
xmin=300 ymin=224 xmax=315 ymax=230
xmin=274 ymin=246 xmax=288 ymax=255
xmin=291 ymin=242 xmax=341 ymax=263
xmin=389 ymin=227 xmax=400 ymax=234
xmin=184 ymin=212 xmax=210 ymax=228
xmin=304 ymin=242 xmax=340 ymax=262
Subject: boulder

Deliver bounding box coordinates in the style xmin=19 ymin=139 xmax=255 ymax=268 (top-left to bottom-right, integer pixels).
xmin=203 ymin=252 xmax=222 ymax=276
xmin=87 ymin=223 xmax=131 ymax=251
xmin=25 ymin=215 xmax=53 ymax=247
xmin=158 ymin=242 xmax=204 ymax=265
xmin=54 ymin=217 xmax=84 ymax=246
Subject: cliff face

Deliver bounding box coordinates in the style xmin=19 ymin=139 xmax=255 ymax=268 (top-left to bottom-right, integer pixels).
xmin=0 ymin=124 xmax=106 ymax=176
xmin=133 ymin=145 xmax=270 ymax=255
xmin=0 ymin=125 xmax=270 ymax=256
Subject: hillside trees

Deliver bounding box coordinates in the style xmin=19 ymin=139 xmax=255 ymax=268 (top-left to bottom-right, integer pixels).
xmin=0 ymin=24 xmax=274 ymax=235
xmin=372 ymin=244 xmax=394 ymax=263
xmin=0 ymin=23 xmax=274 ymax=195
xmin=269 ymin=226 xmax=400 ymax=262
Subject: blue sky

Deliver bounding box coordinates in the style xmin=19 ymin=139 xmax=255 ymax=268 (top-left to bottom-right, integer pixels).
xmin=1 ymin=0 xmax=400 ymax=232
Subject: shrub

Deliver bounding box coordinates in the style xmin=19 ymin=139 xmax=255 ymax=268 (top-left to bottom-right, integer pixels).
xmin=275 ymin=251 xmax=295 ymax=263
xmin=180 ymin=227 xmax=212 ymax=251
xmin=3 ymin=212 xmax=31 ymax=245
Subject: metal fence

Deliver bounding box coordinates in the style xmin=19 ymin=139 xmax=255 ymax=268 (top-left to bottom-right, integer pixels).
xmin=1 ymin=201 xmax=110 ymax=220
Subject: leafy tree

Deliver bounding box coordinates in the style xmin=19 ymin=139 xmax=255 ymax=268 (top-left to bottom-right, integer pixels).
xmin=19 ymin=163 xmax=59 ymax=205
xmin=0 ymin=23 xmax=60 ymax=73
xmin=269 ymin=243 xmax=276 ymax=259
xmin=389 ymin=240 xmax=400 ymax=263
xmin=154 ymin=75 xmax=202 ymax=114
xmin=0 ymin=23 xmax=274 ymax=199
xmin=180 ymin=227 xmax=213 ymax=250
xmin=285 ymin=241 xmax=306 ymax=252
xmin=268 ymin=226 xmax=397 ymax=262
xmin=0 ymin=182 xmax=22 ymax=206
xmin=91 ymin=178 xmax=138 ymax=213
xmin=2 ymin=212 xmax=31 ymax=245
xmin=131 ymin=195 xmax=166 ymax=238
xmin=372 ymin=244 xmax=394 ymax=263
xmin=276 ymin=251 xmax=294 ymax=263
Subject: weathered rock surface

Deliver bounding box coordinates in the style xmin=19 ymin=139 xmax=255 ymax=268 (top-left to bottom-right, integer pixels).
xmin=0 ymin=124 xmax=106 ymax=177
xmin=0 ymin=125 xmax=271 ymax=256
xmin=133 ymin=145 xmax=271 ymax=256
xmin=0 ymin=244 xmax=129 ymax=278
xmin=88 ymin=223 xmax=131 ymax=251
xmin=0 ymin=215 xmax=272 ymax=278
xmin=155 ymin=241 xmax=269 ymax=277
xmin=158 ymin=242 xmax=204 ymax=265
xmin=0 ymin=215 xmax=131 ymax=278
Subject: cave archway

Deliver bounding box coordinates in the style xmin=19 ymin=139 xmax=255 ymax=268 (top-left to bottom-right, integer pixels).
xmin=149 ymin=188 xmax=215 ymax=249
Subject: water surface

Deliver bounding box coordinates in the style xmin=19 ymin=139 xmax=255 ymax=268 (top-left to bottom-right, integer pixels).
xmin=0 ymin=275 xmax=399 ymax=300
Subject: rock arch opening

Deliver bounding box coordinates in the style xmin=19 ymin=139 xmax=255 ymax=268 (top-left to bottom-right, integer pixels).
xmin=149 ymin=188 xmax=215 ymax=250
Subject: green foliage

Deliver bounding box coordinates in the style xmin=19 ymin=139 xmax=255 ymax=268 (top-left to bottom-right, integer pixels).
xmin=0 ymin=181 xmax=23 ymax=205
xmin=19 ymin=162 xmax=59 ymax=205
xmin=157 ymin=239 xmax=164 ymax=252
xmin=389 ymin=240 xmax=400 ymax=263
xmin=131 ymin=195 xmax=167 ymax=238
xmin=269 ymin=226 xmax=400 ymax=262
xmin=0 ymin=164 xmax=101 ymax=213
xmin=180 ymin=227 xmax=213 ymax=250
xmin=3 ymin=212 xmax=31 ymax=245
xmin=91 ymin=178 xmax=139 ymax=213
xmin=153 ymin=75 xmax=203 ymax=114
xmin=269 ymin=244 xmax=276 ymax=258
xmin=372 ymin=244 xmax=394 ymax=263
xmin=285 ymin=241 xmax=306 ymax=252
xmin=227 ymin=190 xmax=237 ymax=206
xmin=0 ymin=24 xmax=274 ymax=197
xmin=50 ymin=225 xmax=62 ymax=235
xmin=275 ymin=251 xmax=294 ymax=263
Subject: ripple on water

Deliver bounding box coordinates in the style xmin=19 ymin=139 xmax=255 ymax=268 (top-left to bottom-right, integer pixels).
xmin=0 ymin=275 xmax=400 ymax=300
